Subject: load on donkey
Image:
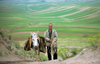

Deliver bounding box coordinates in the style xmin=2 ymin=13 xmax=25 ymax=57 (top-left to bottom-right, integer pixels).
xmin=24 ymin=31 xmax=46 ymax=61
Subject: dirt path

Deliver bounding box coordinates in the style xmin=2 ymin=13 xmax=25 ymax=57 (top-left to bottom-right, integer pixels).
xmin=13 ymin=38 xmax=28 ymax=41
xmin=34 ymin=6 xmax=75 ymax=14
xmin=73 ymin=11 xmax=100 ymax=20
xmin=1 ymin=48 xmax=100 ymax=64
xmin=8 ymin=31 xmax=96 ymax=41
xmin=1 ymin=60 xmax=63 ymax=64
xmin=0 ymin=60 xmax=34 ymax=64
xmin=59 ymin=7 xmax=91 ymax=17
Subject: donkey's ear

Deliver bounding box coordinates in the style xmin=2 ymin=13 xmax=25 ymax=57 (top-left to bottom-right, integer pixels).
xmin=30 ymin=32 xmax=34 ymax=36
xmin=35 ymin=31 xmax=39 ymax=37
xmin=36 ymin=31 xmax=39 ymax=35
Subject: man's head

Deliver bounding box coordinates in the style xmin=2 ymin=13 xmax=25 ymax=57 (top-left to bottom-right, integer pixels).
xmin=49 ymin=23 xmax=53 ymax=30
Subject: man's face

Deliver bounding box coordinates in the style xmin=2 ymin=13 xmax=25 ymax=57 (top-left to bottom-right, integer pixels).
xmin=49 ymin=24 xmax=52 ymax=30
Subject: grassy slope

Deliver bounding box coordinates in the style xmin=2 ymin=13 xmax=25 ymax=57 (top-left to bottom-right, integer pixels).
xmin=0 ymin=1 xmax=100 ymax=39
xmin=8 ymin=27 xmax=100 ymax=34
xmin=11 ymin=33 xmax=91 ymax=39
xmin=64 ymin=8 xmax=99 ymax=19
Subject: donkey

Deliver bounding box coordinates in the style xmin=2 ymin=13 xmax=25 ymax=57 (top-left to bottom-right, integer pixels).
xmin=30 ymin=31 xmax=42 ymax=61
xmin=24 ymin=31 xmax=46 ymax=61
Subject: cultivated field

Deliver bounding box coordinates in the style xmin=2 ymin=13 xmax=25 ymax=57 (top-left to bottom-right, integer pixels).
xmin=0 ymin=1 xmax=100 ymax=63
xmin=0 ymin=1 xmax=100 ymax=49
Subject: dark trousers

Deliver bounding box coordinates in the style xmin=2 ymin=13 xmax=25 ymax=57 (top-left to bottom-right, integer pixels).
xmin=47 ymin=46 xmax=57 ymax=60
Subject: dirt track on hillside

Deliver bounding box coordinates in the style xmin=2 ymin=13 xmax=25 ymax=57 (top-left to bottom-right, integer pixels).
xmin=8 ymin=31 xmax=96 ymax=41
xmin=8 ymin=31 xmax=95 ymax=36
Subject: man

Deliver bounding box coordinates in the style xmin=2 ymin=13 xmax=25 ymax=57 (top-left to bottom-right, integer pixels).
xmin=44 ymin=23 xmax=58 ymax=60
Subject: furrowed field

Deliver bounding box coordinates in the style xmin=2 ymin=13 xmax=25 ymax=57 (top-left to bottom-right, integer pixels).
xmin=0 ymin=1 xmax=100 ymax=55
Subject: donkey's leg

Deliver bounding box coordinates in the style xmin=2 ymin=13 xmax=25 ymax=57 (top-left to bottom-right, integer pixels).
xmin=36 ymin=51 xmax=39 ymax=61
xmin=35 ymin=54 xmax=38 ymax=61
xmin=37 ymin=47 xmax=42 ymax=61
xmin=33 ymin=48 xmax=38 ymax=61
xmin=39 ymin=53 xmax=42 ymax=61
xmin=34 ymin=54 xmax=37 ymax=61
xmin=38 ymin=51 xmax=42 ymax=61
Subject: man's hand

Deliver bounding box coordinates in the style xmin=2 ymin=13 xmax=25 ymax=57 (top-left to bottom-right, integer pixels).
xmin=49 ymin=40 xmax=52 ymax=42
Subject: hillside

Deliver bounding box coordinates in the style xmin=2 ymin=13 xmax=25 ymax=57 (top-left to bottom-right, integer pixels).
xmin=0 ymin=30 xmax=100 ymax=64
xmin=0 ymin=1 xmax=100 ymax=64
xmin=0 ymin=30 xmax=33 ymax=63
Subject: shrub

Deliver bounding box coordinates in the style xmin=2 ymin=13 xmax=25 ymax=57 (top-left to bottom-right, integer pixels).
xmin=8 ymin=35 xmax=12 ymax=40
xmin=29 ymin=23 xmax=31 ymax=26
xmin=4 ymin=51 xmax=8 ymax=55
xmin=57 ymin=47 xmax=70 ymax=60
xmin=7 ymin=46 xmax=13 ymax=51
xmin=14 ymin=42 xmax=20 ymax=50
xmin=20 ymin=47 xmax=34 ymax=58
xmin=4 ymin=37 xmax=8 ymax=41
xmin=57 ymin=47 xmax=82 ymax=61
xmin=14 ymin=51 xmax=18 ymax=55
xmin=7 ymin=40 xmax=14 ymax=45
xmin=0 ymin=30 xmax=3 ymax=37
xmin=83 ymin=34 xmax=88 ymax=38
xmin=0 ymin=50 xmax=3 ymax=56
xmin=40 ymin=52 xmax=48 ymax=61
xmin=71 ymin=48 xmax=77 ymax=57
xmin=80 ymin=52 xmax=84 ymax=56
xmin=87 ymin=34 xmax=100 ymax=49
xmin=27 ymin=50 xmax=35 ymax=58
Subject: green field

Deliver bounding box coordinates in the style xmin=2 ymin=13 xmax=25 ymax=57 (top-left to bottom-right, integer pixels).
xmin=0 ymin=1 xmax=100 ymax=60
xmin=0 ymin=1 xmax=100 ymax=62
xmin=0 ymin=1 xmax=100 ymax=39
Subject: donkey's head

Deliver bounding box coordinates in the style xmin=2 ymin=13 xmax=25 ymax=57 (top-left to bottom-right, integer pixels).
xmin=30 ymin=31 xmax=39 ymax=48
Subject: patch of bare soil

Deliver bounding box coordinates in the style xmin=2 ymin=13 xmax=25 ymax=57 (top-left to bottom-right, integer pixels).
xmin=6 ymin=60 xmax=62 ymax=64
xmin=13 ymin=38 xmax=28 ymax=41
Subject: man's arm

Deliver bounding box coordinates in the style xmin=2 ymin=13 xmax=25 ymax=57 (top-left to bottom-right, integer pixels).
xmin=53 ymin=30 xmax=58 ymax=42
xmin=44 ymin=31 xmax=50 ymax=41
